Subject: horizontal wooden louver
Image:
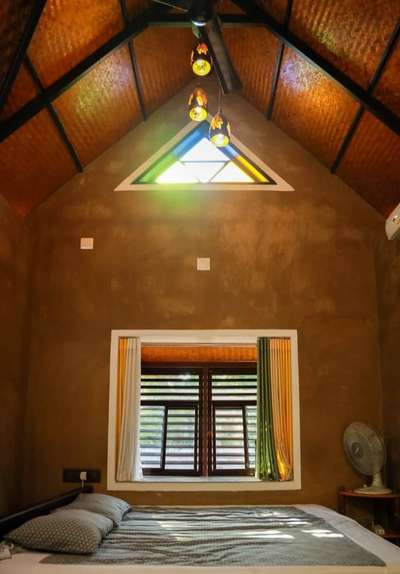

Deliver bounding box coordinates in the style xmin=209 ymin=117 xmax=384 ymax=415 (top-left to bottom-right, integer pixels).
xmin=165 ymin=408 xmax=198 ymax=471
xmin=210 ymin=369 xmax=257 ymax=474
xmin=140 ymin=405 xmax=164 ymax=469
xmin=140 ymin=369 xmax=201 ymax=475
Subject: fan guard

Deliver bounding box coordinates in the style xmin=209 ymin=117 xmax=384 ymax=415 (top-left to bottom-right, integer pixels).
xmin=343 ymin=422 xmax=391 ymax=495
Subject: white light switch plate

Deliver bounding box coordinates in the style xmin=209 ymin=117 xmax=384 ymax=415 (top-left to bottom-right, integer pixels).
xmin=80 ymin=237 xmax=94 ymax=250
xmin=197 ymin=257 xmax=211 ymax=271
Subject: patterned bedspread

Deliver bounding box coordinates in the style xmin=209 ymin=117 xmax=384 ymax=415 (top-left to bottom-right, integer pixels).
xmin=42 ymin=506 xmax=385 ymax=567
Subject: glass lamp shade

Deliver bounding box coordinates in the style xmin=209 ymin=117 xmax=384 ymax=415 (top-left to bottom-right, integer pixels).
xmin=190 ymin=43 xmax=212 ymax=77
xmin=209 ymin=112 xmax=231 ymax=147
xmin=188 ymin=88 xmax=208 ymax=122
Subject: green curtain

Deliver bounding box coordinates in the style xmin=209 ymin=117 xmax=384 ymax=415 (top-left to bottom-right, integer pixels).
xmin=256 ymin=338 xmax=280 ymax=480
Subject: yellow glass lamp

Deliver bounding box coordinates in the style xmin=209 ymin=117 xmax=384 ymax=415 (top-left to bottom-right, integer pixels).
xmin=209 ymin=111 xmax=231 ymax=147
xmin=188 ymin=88 xmax=208 ymax=122
xmin=190 ymin=43 xmax=212 ymax=77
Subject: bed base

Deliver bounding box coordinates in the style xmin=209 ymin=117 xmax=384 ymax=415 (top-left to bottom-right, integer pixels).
xmin=0 ymin=486 xmax=92 ymax=538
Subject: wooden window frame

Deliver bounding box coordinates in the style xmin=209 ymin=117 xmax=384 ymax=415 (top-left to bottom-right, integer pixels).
xmin=141 ymin=361 xmax=257 ymax=478
xmin=141 ymin=365 xmax=203 ymax=477
xmin=107 ymin=329 xmax=301 ymax=492
xmin=208 ymin=365 xmax=257 ymax=477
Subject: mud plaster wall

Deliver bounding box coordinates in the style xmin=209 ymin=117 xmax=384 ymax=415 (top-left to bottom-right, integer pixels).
xmin=376 ymin=237 xmax=400 ymax=490
xmin=21 ymin=83 xmax=387 ymax=509
xmin=0 ymin=196 xmax=27 ymax=515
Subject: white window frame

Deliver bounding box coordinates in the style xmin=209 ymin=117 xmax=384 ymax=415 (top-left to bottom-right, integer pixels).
xmin=107 ymin=329 xmax=301 ymax=492
xmin=114 ymin=118 xmax=294 ymax=192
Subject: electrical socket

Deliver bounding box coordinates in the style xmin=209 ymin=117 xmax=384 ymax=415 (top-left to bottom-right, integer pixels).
xmin=63 ymin=469 xmax=101 ymax=483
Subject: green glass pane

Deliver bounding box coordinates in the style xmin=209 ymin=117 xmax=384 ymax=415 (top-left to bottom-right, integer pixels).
xmin=156 ymin=161 xmax=199 ymax=184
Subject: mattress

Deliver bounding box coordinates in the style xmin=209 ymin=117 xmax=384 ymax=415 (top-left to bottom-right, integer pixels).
xmin=3 ymin=505 xmax=400 ymax=574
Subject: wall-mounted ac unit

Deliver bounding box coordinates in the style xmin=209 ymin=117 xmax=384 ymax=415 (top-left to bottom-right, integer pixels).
xmin=385 ymin=203 xmax=400 ymax=240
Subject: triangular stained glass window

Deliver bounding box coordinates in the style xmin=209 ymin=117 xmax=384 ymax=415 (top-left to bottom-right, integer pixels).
xmin=115 ymin=121 xmax=293 ymax=191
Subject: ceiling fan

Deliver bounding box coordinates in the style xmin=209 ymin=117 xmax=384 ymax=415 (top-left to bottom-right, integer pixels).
xmin=152 ymin=0 xmax=242 ymax=94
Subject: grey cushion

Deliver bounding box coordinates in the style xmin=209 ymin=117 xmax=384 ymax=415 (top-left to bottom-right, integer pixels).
xmin=6 ymin=509 xmax=113 ymax=555
xmin=59 ymin=493 xmax=131 ymax=526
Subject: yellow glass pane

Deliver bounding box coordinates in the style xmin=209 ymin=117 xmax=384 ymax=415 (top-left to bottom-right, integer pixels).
xmin=236 ymin=156 xmax=267 ymax=182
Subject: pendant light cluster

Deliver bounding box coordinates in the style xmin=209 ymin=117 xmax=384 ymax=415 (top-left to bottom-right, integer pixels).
xmin=188 ymin=41 xmax=231 ymax=148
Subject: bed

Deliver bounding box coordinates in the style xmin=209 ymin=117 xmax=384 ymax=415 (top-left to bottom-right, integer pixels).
xmin=2 ymin=495 xmax=400 ymax=574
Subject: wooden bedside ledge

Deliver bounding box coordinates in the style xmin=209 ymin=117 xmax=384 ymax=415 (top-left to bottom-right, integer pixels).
xmin=339 ymin=490 xmax=400 ymax=499
xmin=381 ymin=531 xmax=400 ymax=540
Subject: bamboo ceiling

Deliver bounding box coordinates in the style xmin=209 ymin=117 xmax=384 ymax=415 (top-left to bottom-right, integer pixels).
xmin=0 ymin=0 xmax=399 ymax=218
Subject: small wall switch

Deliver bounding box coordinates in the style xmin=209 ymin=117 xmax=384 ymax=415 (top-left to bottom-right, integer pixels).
xmin=197 ymin=257 xmax=211 ymax=271
xmin=80 ymin=237 xmax=94 ymax=250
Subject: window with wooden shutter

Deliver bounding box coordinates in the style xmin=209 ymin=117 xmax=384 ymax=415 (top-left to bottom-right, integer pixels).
xmin=140 ymin=362 xmax=256 ymax=477
xmin=140 ymin=367 xmax=201 ymax=475
xmin=209 ymin=367 xmax=257 ymax=475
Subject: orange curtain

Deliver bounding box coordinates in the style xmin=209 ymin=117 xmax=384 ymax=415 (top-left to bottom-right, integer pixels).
xmin=116 ymin=338 xmax=128 ymax=467
xmin=269 ymin=339 xmax=293 ymax=480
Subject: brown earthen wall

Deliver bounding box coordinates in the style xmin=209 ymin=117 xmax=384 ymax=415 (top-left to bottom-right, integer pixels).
xmin=21 ymin=86 xmax=386 ymax=509
xmin=0 ymin=197 xmax=28 ymax=515
xmin=376 ymin=237 xmax=400 ymax=490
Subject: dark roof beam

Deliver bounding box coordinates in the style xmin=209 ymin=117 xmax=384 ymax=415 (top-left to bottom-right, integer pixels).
xmin=0 ymin=7 xmax=155 ymax=142
xmin=118 ymin=0 xmax=148 ymax=120
xmin=266 ymin=0 xmax=293 ymax=120
xmin=1 ymin=5 xmax=398 ymax=142
xmin=24 ymin=57 xmax=83 ymax=172
xmin=331 ymin=21 xmax=400 ymax=173
xmin=148 ymin=13 xmax=260 ymax=26
xmin=0 ymin=0 xmax=47 ymax=114
xmin=232 ymin=0 xmax=400 ymax=136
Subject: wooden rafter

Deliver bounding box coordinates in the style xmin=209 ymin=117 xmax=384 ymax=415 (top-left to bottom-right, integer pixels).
xmin=0 ymin=0 xmax=47 ymax=114
xmin=232 ymin=0 xmax=400 ymax=137
xmin=0 ymin=5 xmax=399 ymax=143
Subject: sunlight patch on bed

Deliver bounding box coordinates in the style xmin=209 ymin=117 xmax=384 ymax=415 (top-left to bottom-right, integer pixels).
xmin=286 ymin=519 xmax=310 ymax=525
xmin=219 ymin=531 xmax=294 ymax=540
xmin=302 ymin=528 xmax=344 ymax=539
xmin=312 ymin=533 xmax=344 ymax=538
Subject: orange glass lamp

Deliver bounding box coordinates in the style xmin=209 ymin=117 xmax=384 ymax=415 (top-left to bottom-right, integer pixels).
xmin=190 ymin=42 xmax=212 ymax=77
xmin=209 ymin=111 xmax=231 ymax=147
xmin=188 ymin=88 xmax=208 ymax=122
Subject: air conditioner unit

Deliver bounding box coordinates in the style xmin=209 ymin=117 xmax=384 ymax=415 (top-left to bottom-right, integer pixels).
xmin=385 ymin=203 xmax=400 ymax=240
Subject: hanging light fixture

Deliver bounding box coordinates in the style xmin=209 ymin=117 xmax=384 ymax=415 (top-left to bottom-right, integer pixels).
xmin=190 ymin=42 xmax=212 ymax=77
xmin=188 ymin=87 xmax=208 ymax=122
xmin=209 ymin=111 xmax=231 ymax=147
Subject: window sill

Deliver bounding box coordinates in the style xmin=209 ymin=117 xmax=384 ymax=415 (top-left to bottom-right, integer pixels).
xmin=108 ymin=475 xmax=301 ymax=492
xmin=142 ymin=476 xmax=258 ymax=483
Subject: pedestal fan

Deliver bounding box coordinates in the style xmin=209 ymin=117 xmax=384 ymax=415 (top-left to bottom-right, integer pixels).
xmin=343 ymin=422 xmax=392 ymax=495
